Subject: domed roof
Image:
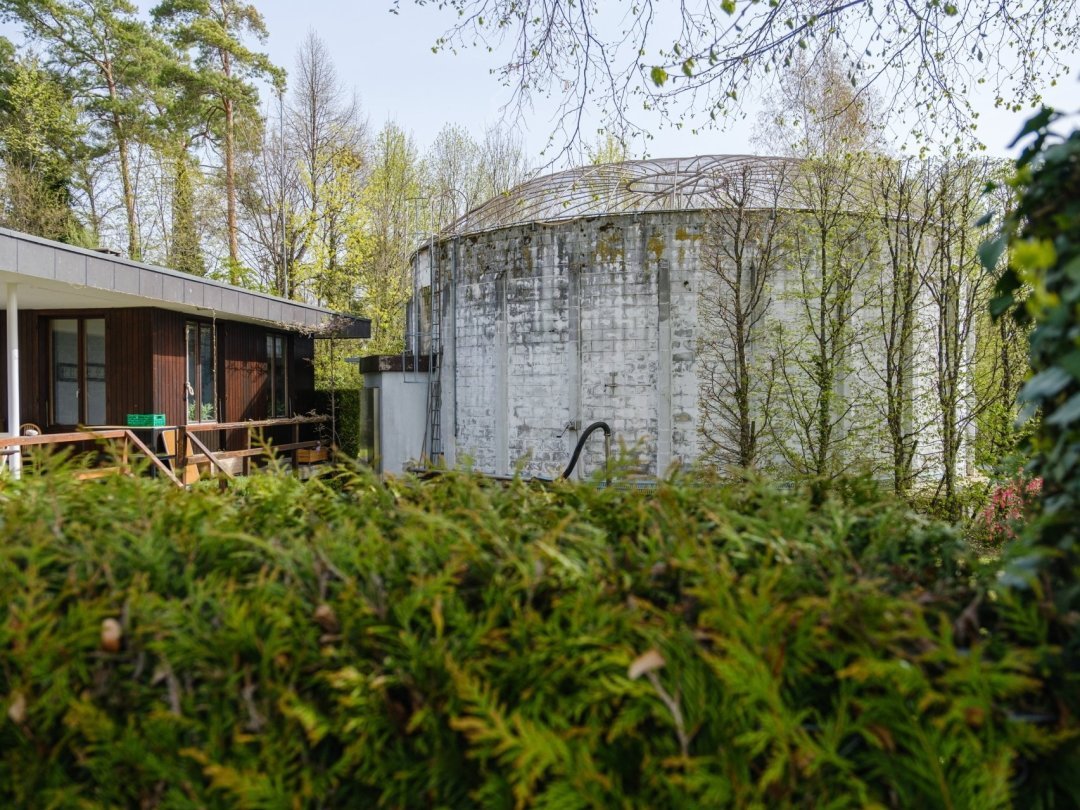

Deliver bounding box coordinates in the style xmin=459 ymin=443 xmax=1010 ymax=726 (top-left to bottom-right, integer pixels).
xmin=447 ymin=154 xmax=801 ymax=236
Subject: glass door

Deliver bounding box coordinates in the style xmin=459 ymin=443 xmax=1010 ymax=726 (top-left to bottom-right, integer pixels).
xmin=185 ymin=321 xmax=216 ymax=422
xmin=267 ymin=334 xmax=288 ymax=417
xmin=50 ymin=317 xmax=106 ymax=426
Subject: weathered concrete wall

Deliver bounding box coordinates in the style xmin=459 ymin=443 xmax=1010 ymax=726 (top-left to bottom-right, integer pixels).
xmin=400 ymin=208 xmax=966 ymax=484
xmin=426 ymin=212 xmax=705 ymax=479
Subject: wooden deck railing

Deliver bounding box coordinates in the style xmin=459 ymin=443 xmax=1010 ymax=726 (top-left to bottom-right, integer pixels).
xmin=178 ymin=415 xmax=330 ymax=477
xmin=0 ymin=429 xmax=184 ymax=487
xmin=0 ymin=415 xmax=332 ymax=486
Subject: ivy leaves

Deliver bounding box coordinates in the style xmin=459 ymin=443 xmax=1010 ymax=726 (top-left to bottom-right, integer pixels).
xmin=985 ymin=107 xmax=1080 ymax=726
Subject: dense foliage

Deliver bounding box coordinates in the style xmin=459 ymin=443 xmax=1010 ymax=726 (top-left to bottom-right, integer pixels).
xmin=0 ymin=7 xmax=530 ymax=332
xmin=989 ymin=108 xmax=1080 ymax=721
xmin=1 ymin=458 xmax=1075 ymax=808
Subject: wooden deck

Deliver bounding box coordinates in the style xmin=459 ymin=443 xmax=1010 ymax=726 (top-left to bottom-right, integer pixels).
xmin=0 ymin=415 xmax=332 ymax=487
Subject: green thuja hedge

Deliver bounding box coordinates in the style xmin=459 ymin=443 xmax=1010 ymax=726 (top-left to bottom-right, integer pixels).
xmin=0 ymin=459 xmax=1075 ymax=808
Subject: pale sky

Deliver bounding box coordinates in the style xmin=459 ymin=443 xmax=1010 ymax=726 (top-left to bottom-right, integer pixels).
xmin=2 ymin=1 xmax=1077 ymax=166
xmin=251 ymin=0 xmax=1079 ymax=165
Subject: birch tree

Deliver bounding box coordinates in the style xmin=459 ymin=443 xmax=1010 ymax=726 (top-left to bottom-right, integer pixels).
xmin=697 ymin=160 xmax=789 ymax=469
xmin=867 ymin=157 xmax=935 ymax=497
xmin=924 ymin=158 xmax=1000 ymax=517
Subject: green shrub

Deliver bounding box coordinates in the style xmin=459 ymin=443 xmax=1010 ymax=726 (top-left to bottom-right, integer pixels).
xmin=331 ymin=388 xmax=361 ymax=459
xmin=0 ymin=459 xmax=1074 ymax=808
xmin=988 ymin=109 xmax=1080 ymax=742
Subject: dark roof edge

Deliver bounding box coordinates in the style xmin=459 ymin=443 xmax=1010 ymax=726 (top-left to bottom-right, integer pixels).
xmin=0 ymin=227 xmax=369 ymax=336
xmin=356 ymin=354 xmax=431 ymax=374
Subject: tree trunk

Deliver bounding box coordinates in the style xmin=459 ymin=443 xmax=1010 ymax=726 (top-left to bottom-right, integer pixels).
xmin=170 ymin=151 xmax=204 ymax=276
xmin=105 ymin=63 xmax=139 ymax=260
xmin=224 ymin=95 xmax=239 ymax=277
xmin=816 ymin=235 xmax=831 ymax=481
xmin=222 ymin=45 xmax=239 ymax=279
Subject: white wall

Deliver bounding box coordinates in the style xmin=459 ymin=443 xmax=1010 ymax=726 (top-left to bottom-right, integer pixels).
xmin=360 ymin=370 xmax=430 ymax=475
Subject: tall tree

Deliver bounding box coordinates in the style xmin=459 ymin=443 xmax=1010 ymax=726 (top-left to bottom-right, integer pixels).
xmin=352 ymin=121 xmax=424 ymax=354
xmin=867 ymin=156 xmax=935 ymax=497
xmin=426 ymin=122 xmax=529 ymax=232
xmin=152 ymin=0 xmax=284 ymax=281
xmin=971 ymin=176 xmax=1026 ymax=469
xmin=0 ymin=46 xmax=87 ymax=241
xmin=304 ymin=145 xmax=365 ymax=308
xmin=286 ymin=33 xmax=365 ymax=298
xmin=409 ymin=0 xmax=1078 ymax=149
xmin=1 ymin=0 xmax=166 ymax=258
xmin=770 ymin=154 xmax=879 ymax=487
xmin=167 ymin=146 xmax=206 ymax=274
xmin=151 ymin=63 xmax=213 ymax=276
xmin=697 ymin=160 xmax=789 ymax=469
xmin=236 ymin=111 xmax=304 ymax=294
xmin=924 ymin=157 xmax=999 ymax=518
xmin=427 ymin=122 xmax=483 ymax=231
xmin=477 ymin=124 xmax=530 ymax=201
xmin=760 ymin=49 xmax=883 ymax=489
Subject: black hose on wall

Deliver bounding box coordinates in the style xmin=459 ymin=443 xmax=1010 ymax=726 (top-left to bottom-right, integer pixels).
xmin=561 ymin=421 xmax=612 ymax=483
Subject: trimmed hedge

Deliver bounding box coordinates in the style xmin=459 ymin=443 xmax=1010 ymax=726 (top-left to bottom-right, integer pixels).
xmin=0 ymin=458 xmax=1076 ymax=808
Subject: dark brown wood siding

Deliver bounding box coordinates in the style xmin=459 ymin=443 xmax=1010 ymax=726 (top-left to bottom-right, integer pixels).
xmin=2 ymin=308 xmax=154 ymax=430
xmin=151 ymin=309 xmax=187 ymax=426
xmin=105 ymin=309 xmax=153 ymax=423
xmin=292 ymin=334 xmax=316 ymax=415
xmin=4 ymin=305 xmax=322 ymax=434
xmin=219 ymin=320 xmax=269 ymax=424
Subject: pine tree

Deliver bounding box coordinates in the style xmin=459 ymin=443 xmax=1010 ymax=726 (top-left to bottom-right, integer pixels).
xmin=152 ymin=0 xmax=284 ymax=282
xmin=2 ymin=0 xmax=169 ymax=259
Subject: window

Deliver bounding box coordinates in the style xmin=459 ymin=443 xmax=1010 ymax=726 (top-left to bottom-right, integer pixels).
xmin=50 ymin=318 xmax=106 ymax=426
xmin=267 ymin=334 xmax=288 ymax=417
xmin=359 ymin=386 xmax=380 ymax=472
xmin=186 ymin=321 xmax=216 ymax=422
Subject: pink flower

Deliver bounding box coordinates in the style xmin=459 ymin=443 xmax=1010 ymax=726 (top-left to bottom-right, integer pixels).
xmin=978 ymin=475 xmax=1041 ymax=544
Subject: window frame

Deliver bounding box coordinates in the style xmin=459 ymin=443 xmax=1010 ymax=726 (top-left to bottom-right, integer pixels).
xmin=185 ymin=320 xmax=218 ymax=424
xmin=48 ymin=316 xmax=107 ymax=427
xmin=266 ymin=332 xmax=289 ymax=418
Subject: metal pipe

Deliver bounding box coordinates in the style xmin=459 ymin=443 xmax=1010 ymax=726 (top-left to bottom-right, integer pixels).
xmin=5 ymin=282 xmax=21 ymax=477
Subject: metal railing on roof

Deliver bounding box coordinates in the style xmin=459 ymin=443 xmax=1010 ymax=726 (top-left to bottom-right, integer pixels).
xmin=441 ymin=155 xmax=803 ymax=236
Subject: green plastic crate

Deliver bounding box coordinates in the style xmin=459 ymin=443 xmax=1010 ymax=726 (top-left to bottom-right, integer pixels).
xmin=126 ymin=413 xmax=166 ymax=428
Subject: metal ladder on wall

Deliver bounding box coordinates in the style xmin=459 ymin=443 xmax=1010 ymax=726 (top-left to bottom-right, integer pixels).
xmin=426 ymin=242 xmax=443 ymax=465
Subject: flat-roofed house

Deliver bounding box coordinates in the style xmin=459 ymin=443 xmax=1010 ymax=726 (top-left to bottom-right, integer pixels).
xmin=0 ymin=228 xmax=368 ymax=477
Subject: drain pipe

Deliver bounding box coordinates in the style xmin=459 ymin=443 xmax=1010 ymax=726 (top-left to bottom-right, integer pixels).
xmin=5 ymin=283 xmax=20 ymax=478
